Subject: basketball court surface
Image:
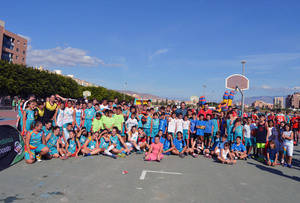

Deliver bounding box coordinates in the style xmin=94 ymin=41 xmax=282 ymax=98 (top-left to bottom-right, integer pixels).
xmin=0 ymin=148 xmax=299 ymax=203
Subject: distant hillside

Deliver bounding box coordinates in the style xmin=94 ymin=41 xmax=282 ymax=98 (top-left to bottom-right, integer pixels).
xmin=117 ymin=90 xmax=161 ymax=100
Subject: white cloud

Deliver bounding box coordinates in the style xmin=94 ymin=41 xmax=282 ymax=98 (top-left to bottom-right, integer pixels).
xmin=149 ymin=48 xmax=169 ymax=60
xmin=27 ymin=46 xmax=122 ymax=68
xmin=261 ymin=85 xmax=272 ymax=89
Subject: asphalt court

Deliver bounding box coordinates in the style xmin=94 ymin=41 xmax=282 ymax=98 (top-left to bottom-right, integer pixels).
xmin=0 ymin=147 xmax=300 ymax=203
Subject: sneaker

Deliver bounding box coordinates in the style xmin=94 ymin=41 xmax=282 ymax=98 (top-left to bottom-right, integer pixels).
xmin=287 ymin=164 xmax=292 ymax=168
xmin=179 ymin=154 xmax=185 ymax=158
xmin=111 ymin=154 xmax=117 ymax=159
xmin=84 ymin=153 xmax=91 ymax=157
xmin=192 ymin=153 xmax=198 ymax=158
xmin=283 ymin=163 xmax=288 ymax=167
xmin=36 ymin=154 xmax=42 ymax=162
xmin=118 ymin=153 xmax=126 ymax=158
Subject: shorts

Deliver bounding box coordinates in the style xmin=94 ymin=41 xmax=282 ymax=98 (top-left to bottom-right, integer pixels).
xmin=49 ymin=146 xmax=58 ymax=155
xmin=190 ymin=133 xmax=198 ymax=140
xmin=151 ymin=128 xmax=159 ymax=138
xmin=244 ymin=137 xmax=252 ymax=147
xmin=183 ymin=129 xmax=189 ymax=140
xmin=283 ymin=142 xmax=293 ymax=156
xmin=144 ymin=128 xmax=151 ymax=137
xmin=256 ymin=143 xmax=266 ymax=149
xmin=25 ymin=144 xmax=47 ymax=160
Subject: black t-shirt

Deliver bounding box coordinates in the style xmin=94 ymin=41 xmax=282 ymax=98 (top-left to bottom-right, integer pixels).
xmin=256 ymin=123 xmax=267 ymax=143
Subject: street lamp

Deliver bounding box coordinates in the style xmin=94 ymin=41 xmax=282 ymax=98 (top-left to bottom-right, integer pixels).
xmin=241 ymin=60 xmax=246 ymax=76
xmin=240 ymin=60 xmax=246 ymax=117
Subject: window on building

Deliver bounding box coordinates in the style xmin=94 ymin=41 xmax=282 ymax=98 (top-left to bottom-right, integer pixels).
xmin=16 ymin=55 xmax=18 ymax=60
xmin=22 ymin=58 xmax=24 ymax=62
xmin=23 ymin=50 xmax=25 ymax=54
xmin=16 ymin=48 xmax=19 ymax=52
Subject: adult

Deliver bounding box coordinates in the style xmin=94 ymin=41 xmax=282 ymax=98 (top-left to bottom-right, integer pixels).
xmin=198 ymin=103 xmax=212 ymax=119
xmin=43 ymin=95 xmax=58 ymax=123
xmin=175 ymin=102 xmax=187 ymax=117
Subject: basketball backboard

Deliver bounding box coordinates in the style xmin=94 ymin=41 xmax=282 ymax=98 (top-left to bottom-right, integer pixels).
xmin=225 ymin=74 xmax=249 ymax=90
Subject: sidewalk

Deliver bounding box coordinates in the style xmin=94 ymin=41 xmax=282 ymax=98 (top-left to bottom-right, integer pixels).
xmin=0 ymin=110 xmax=17 ymax=126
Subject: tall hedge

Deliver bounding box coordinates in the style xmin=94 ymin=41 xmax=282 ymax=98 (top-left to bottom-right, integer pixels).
xmin=0 ymin=60 xmax=133 ymax=102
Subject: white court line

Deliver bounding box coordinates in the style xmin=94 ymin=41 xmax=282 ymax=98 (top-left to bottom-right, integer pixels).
xmin=139 ymin=170 xmax=182 ymax=180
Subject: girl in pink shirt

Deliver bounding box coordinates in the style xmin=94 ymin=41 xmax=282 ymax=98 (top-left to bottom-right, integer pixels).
xmin=145 ymin=136 xmax=164 ymax=162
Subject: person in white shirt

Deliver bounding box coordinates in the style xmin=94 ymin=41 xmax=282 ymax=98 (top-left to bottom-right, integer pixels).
xmin=63 ymin=100 xmax=75 ymax=128
xmin=125 ymin=113 xmax=138 ymax=134
xmin=182 ymin=115 xmax=191 ymax=146
xmin=243 ymin=117 xmax=252 ymax=157
xmin=168 ymin=113 xmax=176 ymax=138
xmin=175 ymin=113 xmax=184 ymax=134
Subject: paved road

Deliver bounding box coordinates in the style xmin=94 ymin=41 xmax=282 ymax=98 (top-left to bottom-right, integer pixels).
xmin=0 ymin=147 xmax=300 ymax=203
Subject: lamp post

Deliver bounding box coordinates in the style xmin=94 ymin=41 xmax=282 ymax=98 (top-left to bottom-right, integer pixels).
xmin=240 ymin=60 xmax=246 ymax=117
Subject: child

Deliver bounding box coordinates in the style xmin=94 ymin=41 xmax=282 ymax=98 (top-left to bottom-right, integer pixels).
xmin=231 ymin=136 xmax=247 ymax=160
xmin=217 ymin=142 xmax=236 ymax=164
xmin=46 ymin=126 xmax=61 ymax=158
xmin=92 ymin=113 xmax=103 ymax=133
xmin=74 ymin=102 xmax=83 ymax=130
xmin=81 ymin=132 xmax=103 ymax=156
xmin=43 ymin=121 xmax=52 ymax=138
xmin=266 ymin=140 xmax=278 ymax=166
xmin=225 ymin=112 xmax=235 ymax=144
xmin=24 ymin=121 xmax=49 ymax=164
xmin=189 ymin=113 xmax=198 ymax=148
xmin=23 ymin=100 xmax=36 ymax=134
xmin=232 ymin=118 xmax=243 ymax=142
xmin=167 ymin=113 xmax=176 ymax=138
xmin=150 ymin=113 xmax=160 ymax=142
xmin=161 ymin=133 xmax=175 ymax=155
xmin=83 ymin=101 xmax=96 ymax=132
xmin=99 ymin=130 xmax=117 ymax=159
xmin=172 ymin=132 xmax=190 ymax=158
xmin=204 ymin=114 xmax=213 ymax=149
xmin=137 ymin=128 xmax=148 ymax=152
xmin=127 ymin=126 xmax=141 ymax=151
xmin=175 ymin=113 xmax=184 ymax=135
xmin=110 ymin=127 xmax=131 ymax=157
xmin=196 ymin=114 xmax=206 ymax=150
xmin=144 ymin=135 xmax=164 ymax=162
xmin=66 ymin=131 xmax=81 ymax=157
xmin=182 ymin=115 xmax=190 ymax=147
xmin=243 ymin=117 xmax=252 ymax=158
xmin=158 ymin=113 xmax=168 ymax=135
xmin=282 ymin=124 xmax=294 ymax=168
xmin=125 ymin=113 xmax=138 ymax=134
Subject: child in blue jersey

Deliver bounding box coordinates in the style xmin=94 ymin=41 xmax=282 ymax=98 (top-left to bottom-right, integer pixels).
xmin=172 ymin=132 xmax=191 ymax=158
xmin=204 ymin=114 xmax=213 ymax=149
xmin=211 ymin=113 xmax=219 ymax=144
xmin=46 ymin=126 xmax=61 ymax=158
xmin=66 ymin=131 xmax=81 ymax=157
xmin=99 ymin=130 xmax=117 ymax=159
xmin=23 ymin=100 xmax=36 ymax=133
xmin=210 ymin=132 xmax=224 ymax=157
xmin=143 ymin=111 xmax=152 ymax=141
xmin=84 ymin=101 xmax=95 ymax=132
xmin=196 ymin=114 xmax=206 ymax=150
xmin=25 ymin=121 xmax=49 ymax=164
xmin=158 ymin=113 xmax=168 ymax=134
xmin=266 ymin=140 xmax=278 ymax=166
xmin=151 ymin=113 xmax=160 ymax=142
xmin=43 ymin=121 xmax=52 ymax=138
xmin=189 ymin=113 xmax=198 ymax=148
xmin=231 ymin=136 xmax=247 ymax=160
xmin=78 ymin=127 xmax=88 ymax=146
xmin=81 ymin=132 xmax=103 ymax=156
xmin=110 ymin=127 xmax=131 ymax=156
xmin=75 ymin=102 xmax=83 ymax=130
xmin=226 ymin=112 xmax=235 ymax=143
xmin=161 ymin=133 xmax=175 ymax=155
xmin=232 ymin=118 xmax=243 ymax=142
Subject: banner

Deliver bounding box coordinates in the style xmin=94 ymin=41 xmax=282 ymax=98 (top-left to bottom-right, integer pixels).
xmin=0 ymin=125 xmax=24 ymax=171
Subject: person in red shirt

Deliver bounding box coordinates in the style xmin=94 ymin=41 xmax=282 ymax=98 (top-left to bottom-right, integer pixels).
xmin=198 ymin=103 xmax=212 ymax=119
xmin=291 ymin=115 xmax=299 ymax=145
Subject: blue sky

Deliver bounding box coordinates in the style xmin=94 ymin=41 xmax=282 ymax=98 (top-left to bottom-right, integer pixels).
xmin=1 ymin=0 xmax=300 ymax=101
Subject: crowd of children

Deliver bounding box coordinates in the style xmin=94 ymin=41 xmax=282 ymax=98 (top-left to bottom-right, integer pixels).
xmin=16 ymin=94 xmax=299 ymax=168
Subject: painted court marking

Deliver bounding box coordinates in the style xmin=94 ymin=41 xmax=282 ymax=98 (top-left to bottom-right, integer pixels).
xmin=139 ymin=170 xmax=182 ymax=180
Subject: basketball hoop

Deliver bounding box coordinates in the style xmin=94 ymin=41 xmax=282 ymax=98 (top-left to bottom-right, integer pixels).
xmin=225 ymin=74 xmax=249 ymax=90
